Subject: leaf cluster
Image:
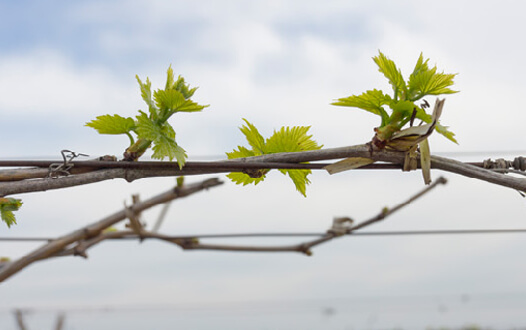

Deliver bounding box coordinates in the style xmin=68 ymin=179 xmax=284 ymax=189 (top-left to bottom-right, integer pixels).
xmin=86 ymin=66 xmax=208 ymax=167
xmin=226 ymin=119 xmax=323 ymax=196
xmin=0 ymin=198 xmax=22 ymax=228
xmin=332 ymin=51 xmax=458 ymax=143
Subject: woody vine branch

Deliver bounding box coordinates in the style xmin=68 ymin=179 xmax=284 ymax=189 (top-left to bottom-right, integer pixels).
xmin=0 ymin=176 xmax=446 ymax=283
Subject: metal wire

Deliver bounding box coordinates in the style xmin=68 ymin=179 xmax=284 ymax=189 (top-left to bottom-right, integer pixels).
xmin=3 ymin=228 xmax=526 ymax=242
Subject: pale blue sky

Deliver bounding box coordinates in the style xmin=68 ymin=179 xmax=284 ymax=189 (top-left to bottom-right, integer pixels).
xmin=1 ymin=1 xmax=526 ymax=329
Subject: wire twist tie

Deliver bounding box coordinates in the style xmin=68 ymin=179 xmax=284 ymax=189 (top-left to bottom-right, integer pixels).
xmin=48 ymin=150 xmax=89 ymax=178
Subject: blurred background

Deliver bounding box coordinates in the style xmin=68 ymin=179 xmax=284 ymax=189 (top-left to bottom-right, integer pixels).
xmin=1 ymin=1 xmax=526 ymax=329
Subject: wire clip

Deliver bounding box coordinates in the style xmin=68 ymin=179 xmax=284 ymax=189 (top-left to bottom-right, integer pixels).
xmin=48 ymin=150 xmax=89 ymax=178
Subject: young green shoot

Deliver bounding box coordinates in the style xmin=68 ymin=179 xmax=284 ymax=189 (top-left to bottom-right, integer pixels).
xmin=86 ymin=66 xmax=208 ymax=167
xmin=226 ymin=119 xmax=323 ymax=197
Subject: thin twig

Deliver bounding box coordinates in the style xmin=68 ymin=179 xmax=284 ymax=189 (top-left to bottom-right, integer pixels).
xmin=0 ymin=178 xmax=223 ymax=283
xmin=350 ymin=176 xmax=448 ymax=232
xmin=40 ymin=178 xmax=447 ymax=259
xmin=291 ymin=176 xmax=448 ymax=253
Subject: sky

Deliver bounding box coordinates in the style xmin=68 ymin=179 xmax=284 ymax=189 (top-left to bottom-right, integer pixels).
xmin=1 ymin=0 xmax=526 ymax=329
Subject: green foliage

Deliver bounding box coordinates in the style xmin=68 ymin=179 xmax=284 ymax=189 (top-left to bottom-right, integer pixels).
xmin=0 ymin=198 xmax=23 ymax=228
xmin=85 ymin=114 xmax=136 ymax=135
xmin=332 ymin=89 xmax=391 ymax=126
xmin=226 ymin=119 xmax=323 ymax=197
xmin=86 ymin=65 xmax=208 ymax=167
xmin=332 ymin=51 xmax=458 ymax=143
xmin=408 ymin=54 xmax=458 ymax=100
xmin=373 ymin=52 xmax=406 ymax=99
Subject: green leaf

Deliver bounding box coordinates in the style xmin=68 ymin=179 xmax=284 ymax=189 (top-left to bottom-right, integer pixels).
xmin=226 ymin=145 xmax=258 ymax=159
xmin=412 ymin=107 xmax=458 ymax=143
xmin=409 ymin=53 xmax=429 ymax=78
xmin=279 ymin=169 xmax=311 ymax=197
xmin=226 ymin=141 xmax=267 ymax=185
xmin=154 ymin=87 xmax=207 ymax=120
xmin=373 ymin=51 xmax=407 ymax=99
xmin=157 ymin=90 xmax=207 ymax=113
xmin=136 ymin=75 xmax=158 ymax=118
xmin=135 ymin=111 xmax=187 ymax=166
xmin=172 ymin=75 xmax=198 ymax=99
xmin=332 ymin=89 xmax=391 ymax=125
xmin=154 ymin=89 xmax=185 ymax=114
xmin=152 ymin=138 xmax=187 ymax=168
xmin=227 ymin=120 xmax=322 ymax=196
xmin=238 ymin=119 xmax=266 ymax=153
xmin=265 ymin=126 xmax=323 ymax=153
xmin=155 ymin=89 xmax=206 ymax=113
xmin=85 ymin=114 xmax=136 ymax=135
xmin=409 ymin=70 xmax=458 ymax=99
xmin=435 ymin=123 xmax=458 ymax=144
xmin=135 ymin=111 xmax=160 ymax=141
xmin=165 ymin=65 xmax=176 ymax=90
xmin=0 ymin=198 xmax=22 ymax=228
xmin=176 ymin=100 xmax=208 ymax=113
xmin=408 ymin=53 xmax=430 ymax=99
xmin=408 ymin=54 xmax=458 ymax=100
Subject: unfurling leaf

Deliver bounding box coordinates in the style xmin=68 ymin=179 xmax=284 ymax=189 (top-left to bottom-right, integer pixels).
xmin=166 ymin=66 xmax=199 ymax=99
xmin=154 ymin=89 xmax=207 ymax=118
xmin=333 ymin=51 xmax=458 ymax=145
xmin=373 ymin=51 xmax=407 ymax=99
xmin=238 ymin=119 xmax=266 ymax=153
xmin=85 ymin=115 xmax=135 ymax=135
xmin=227 ymin=119 xmax=323 ymax=197
xmin=0 ymin=198 xmax=23 ymax=228
xmin=136 ymin=75 xmax=157 ymax=115
xmin=435 ymin=123 xmax=458 ymax=144
xmin=408 ymin=54 xmax=458 ymax=100
xmin=332 ymin=89 xmax=391 ymax=126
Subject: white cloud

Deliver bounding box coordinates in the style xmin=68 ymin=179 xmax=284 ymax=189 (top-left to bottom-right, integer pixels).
xmin=0 ymin=49 xmax=138 ymax=119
